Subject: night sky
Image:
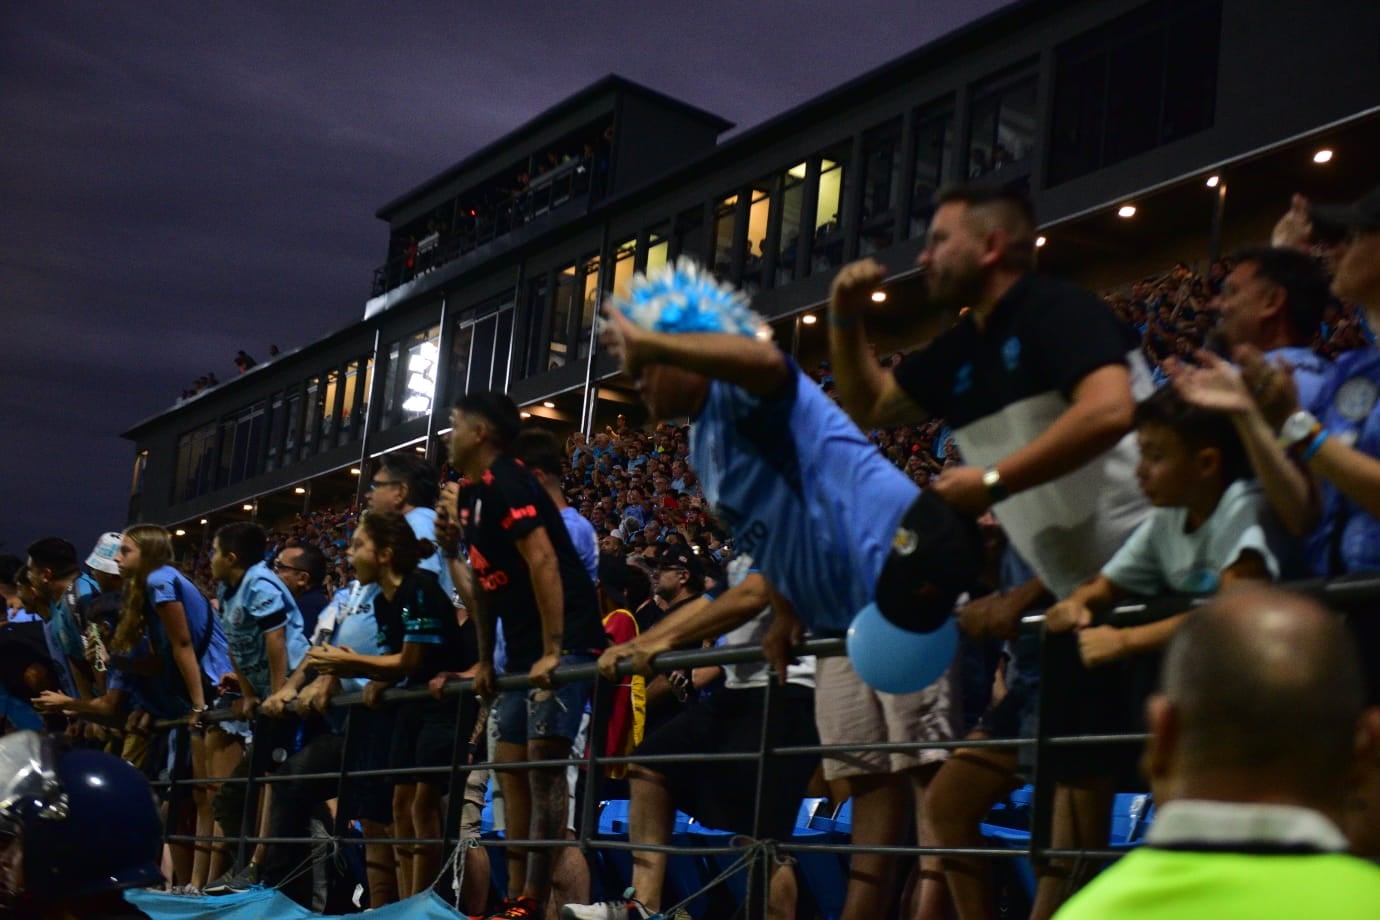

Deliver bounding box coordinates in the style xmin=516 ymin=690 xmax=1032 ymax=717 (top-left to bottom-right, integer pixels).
xmin=0 ymin=0 xmax=1011 ymax=553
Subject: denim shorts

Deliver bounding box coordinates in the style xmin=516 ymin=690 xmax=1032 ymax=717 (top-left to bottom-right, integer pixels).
xmin=493 ymin=653 xmax=596 ymax=744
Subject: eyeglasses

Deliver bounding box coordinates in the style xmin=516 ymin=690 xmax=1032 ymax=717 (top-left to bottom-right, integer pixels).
xmin=273 ymin=560 xmax=308 ymax=574
xmin=367 ymin=479 xmax=403 ymax=491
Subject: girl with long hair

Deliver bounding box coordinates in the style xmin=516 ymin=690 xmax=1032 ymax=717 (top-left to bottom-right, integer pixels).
xmin=308 ymin=510 xmax=477 ymax=901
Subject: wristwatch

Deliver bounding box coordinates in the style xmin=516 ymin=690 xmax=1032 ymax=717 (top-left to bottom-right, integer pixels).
xmin=1277 ymin=410 xmax=1321 ymax=451
xmin=982 ymin=466 xmax=1010 ymax=504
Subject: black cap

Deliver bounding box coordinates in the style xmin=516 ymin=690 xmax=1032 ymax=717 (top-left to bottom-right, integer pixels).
xmin=1312 ymin=185 xmax=1380 ymax=232
xmin=654 ymin=543 xmax=702 ymax=579
xmin=873 ymin=489 xmax=983 ymax=634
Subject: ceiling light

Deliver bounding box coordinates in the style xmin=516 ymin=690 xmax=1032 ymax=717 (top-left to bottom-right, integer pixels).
xmin=520 ymin=411 xmax=532 ymax=419
xmin=870 ymin=291 xmax=887 ymax=303
xmin=801 ymin=314 xmax=818 ymax=325
xmin=174 ymin=529 xmax=186 ymax=536
xmin=543 ymin=401 xmax=556 ymax=408
xmin=415 ymin=445 xmax=425 ymax=453
xmin=294 ymin=486 xmax=306 ymax=494
xmin=1117 ymin=205 xmax=1136 ymax=218
xmin=242 ymin=504 xmax=253 ymax=512
xmin=1035 ymin=235 xmax=1047 ymax=248
xmin=1313 ymin=148 xmax=1333 ymax=164
xmin=350 ymin=468 xmax=361 ymax=476
xmin=199 ymin=519 xmax=208 ymax=525
xmin=1205 ymin=175 xmax=1220 ymax=188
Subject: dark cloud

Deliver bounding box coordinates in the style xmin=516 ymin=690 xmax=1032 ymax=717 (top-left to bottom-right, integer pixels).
xmin=0 ymin=0 xmax=1010 ymax=551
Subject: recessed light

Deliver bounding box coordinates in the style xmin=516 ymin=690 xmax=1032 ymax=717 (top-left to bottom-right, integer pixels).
xmin=1035 ymin=236 xmax=1047 ymax=248
xmin=1205 ymin=175 xmax=1220 ymax=188
xmin=294 ymin=486 xmax=306 ymax=494
xmin=543 ymin=401 xmax=556 ymax=409
xmin=1313 ymin=148 xmax=1333 ymax=164
xmin=174 ymin=529 xmax=186 ymax=536
xmin=350 ymin=468 xmax=361 ymax=476
xmin=520 ymin=411 xmax=532 ymax=419
xmin=415 ymin=445 xmax=425 ymax=453
xmin=1117 ymin=205 xmax=1137 ymax=219
xmin=242 ymin=504 xmax=253 ymax=512
xmin=801 ymin=314 xmax=818 ymax=325
xmin=870 ymin=291 xmax=887 ymax=303
xmin=199 ymin=519 xmax=208 ymax=525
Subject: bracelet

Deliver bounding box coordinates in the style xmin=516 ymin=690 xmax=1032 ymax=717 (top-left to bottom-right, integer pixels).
xmin=828 ymin=311 xmax=861 ymax=330
xmin=1299 ymin=428 xmax=1331 ymax=463
xmin=191 ymin=705 xmax=208 ymax=713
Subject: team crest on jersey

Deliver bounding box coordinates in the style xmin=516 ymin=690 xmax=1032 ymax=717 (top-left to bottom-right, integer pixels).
xmin=1335 ymin=377 xmax=1378 ymax=423
xmin=891 ymin=527 xmax=919 ymax=556
xmin=954 ymin=363 xmax=974 ymax=395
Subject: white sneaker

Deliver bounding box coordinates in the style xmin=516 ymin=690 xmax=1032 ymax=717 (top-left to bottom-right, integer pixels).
xmin=559 ymin=898 xmax=651 ymax=920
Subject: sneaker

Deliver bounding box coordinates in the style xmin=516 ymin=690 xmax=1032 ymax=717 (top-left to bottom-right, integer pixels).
xmin=486 ymin=897 xmax=543 ymax=918
xmin=560 ymin=897 xmax=652 ymax=919
xmin=203 ymin=861 xmax=259 ymax=895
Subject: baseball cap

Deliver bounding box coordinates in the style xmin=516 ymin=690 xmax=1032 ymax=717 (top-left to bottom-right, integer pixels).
xmin=1311 ymin=185 xmax=1380 ymax=232
xmin=654 ymin=543 xmax=702 ymax=579
xmin=85 ymin=533 xmax=123 ymax=576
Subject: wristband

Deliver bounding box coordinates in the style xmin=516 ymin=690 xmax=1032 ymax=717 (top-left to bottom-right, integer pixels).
xmin=1299 ymin=428 xmax=1331 ymax=463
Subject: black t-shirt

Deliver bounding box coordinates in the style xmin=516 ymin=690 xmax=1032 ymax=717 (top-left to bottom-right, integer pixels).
xmin=892 ymin=273 xmax=1139 ymax=427
xmin=459 ymin=454 xmax=606 ymax=671
xmin=371 ymin=568 xmax=474 ymax=688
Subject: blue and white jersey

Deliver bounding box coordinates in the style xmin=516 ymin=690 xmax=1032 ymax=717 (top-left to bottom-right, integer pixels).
xmin=1307 ymin=346 xmax=1380 ymax=574
xmin=1266 ymin=346 xmax=1331 ymax=416
xmin=140 ymin=566 xmax=233 ymax=714
xmin=217 ymin=561 xmax=309 ymax=699
xmin=406 ymin=506 xmax=456 ymax=600
xmin=560 ymin=506 xmax=600 ymax=584
xmin=690 ymin=358 xmax=915 ymax=632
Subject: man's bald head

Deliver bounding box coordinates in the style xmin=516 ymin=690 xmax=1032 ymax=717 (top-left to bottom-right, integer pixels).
xmin=1154 ymin=587 xmax=1365 ymax=806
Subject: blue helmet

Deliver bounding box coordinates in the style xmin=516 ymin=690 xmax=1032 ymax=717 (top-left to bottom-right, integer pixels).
xmin=0 ymin=731 xmax=163 ymax=904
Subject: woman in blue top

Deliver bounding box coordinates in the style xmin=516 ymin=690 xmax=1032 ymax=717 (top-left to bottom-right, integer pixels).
xmin=111 ymin=524 xmax=236 ymax=892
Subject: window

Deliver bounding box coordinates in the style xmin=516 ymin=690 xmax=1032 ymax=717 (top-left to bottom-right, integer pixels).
xmin=382 ymin=326 xmax=441 ymax=430
xmin=645 ymin=231 xmax=669 ymax=276
xmin=284 ymin=386 xmax=302 ymax=455
xmin=266 ymin=390 xmax=287 ymax=471
xmin=777 ymin=164 xmax=806 ymax=285
xmin=911 ymin=107 xmax=954 ymax=239
xmin=522 ymin=274 xmax=549 ymax=378
xmin=548 ymin=265 xmax=577 ymax=370
xmin=449 ymin=324 xmax=474 ymax=400
xmin=301 ymin=376 xmax=321 ymax=457
xmin=741 ymin=183 xmax=772 ymax=290
xmin=320 ymin=369 xmax=340 ymax=445
xmin=130 ymin=450 xmax=148 ymax=498
xmin=338 ymin=360 xmax=362 ymax=446
xmin=712 ymin=195 xmax=738 ymax=279
xmin=968 ymin=71 xmax=1037 ymax=182
xmin=610 ymin=238 xmax=637 ymax=301
xmin=860 ymin=119 xmax=902 ymax=256
xmin=1048 ymin=0 xmax=1222 ymax=185
xmin=672 ymin=206 xmax=705 ymax=265
xmin=576 ymin=255 xmax=600 ymax=360
xmin=173 ymin=423 xmax=217 ymax=503
xmin=812 ymin=146 xmax=850 ymax=274
xmin=457 ymin=296 xmax=515 ymax=393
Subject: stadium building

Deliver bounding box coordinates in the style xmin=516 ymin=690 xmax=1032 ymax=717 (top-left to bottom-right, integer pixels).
xmin=122 ymin=0 xmax=1380 ymax=539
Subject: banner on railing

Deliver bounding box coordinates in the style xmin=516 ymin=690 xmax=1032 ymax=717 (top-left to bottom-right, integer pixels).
xmin=127 ymin=887 xmax=468 ymax=919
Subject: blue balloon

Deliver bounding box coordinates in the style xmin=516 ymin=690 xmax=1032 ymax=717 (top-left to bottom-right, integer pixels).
xmin=846 ymin=603 xmax=958 ymax=694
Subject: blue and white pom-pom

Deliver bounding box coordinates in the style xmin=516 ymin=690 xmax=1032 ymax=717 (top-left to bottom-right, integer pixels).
xmin=610 ymin=257 xmax=772 ymax=341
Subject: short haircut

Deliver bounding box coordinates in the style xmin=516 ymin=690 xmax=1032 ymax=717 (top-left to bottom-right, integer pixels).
xmin=0 ymin=554 xmax=23 ymax=588
xmin=376 ymin=453 xmax=440 ymax=509
xmin=214 ymin=522 xmax=267 ymax=569
xmin=26 ymin=538 xmax=79 ymax=578
xmin=285 ymin=543 xmax=327 ymax=589
xmin=1162 ymin=593 xmax=1365 ymax=794
xmin=510 ymin=428 xmax=565 ymax=478
xmin=1232 ymin=246 xmax=1331 ymax=342
xmin=455 ymin=390 xmax=522 ymax=449
xmin=1133 ymin=386 xmax=1249 ymax=483
xmin=935 ymin=183 xmax=1038 ymax=270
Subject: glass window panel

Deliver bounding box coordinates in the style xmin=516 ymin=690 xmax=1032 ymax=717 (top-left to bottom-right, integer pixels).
xmin=742 ymin=185 xmax=771 ymax=290
xmin=285 ymin=388 xmax=302 ymax=453
xmin=321 ymin=370 xmax=340 ymax=443
xmin=777 ymin=166 xmax=805 ymax=285
xmin=813 ymin=151 xmax=849 ymax=274
xmin=673 ymin=206 xmax=704 ymax=265
xmin=576 ymin=256 xmax=600 ymax=359
xmin=449 ymin=324 xmax=474 ymax=401
xmin=470 ymin=315 xmax=497 ymax=391
xmin=400 ymin=326 xmax=441 ymax=422
xmin=969 ymin=75 xmax=1037 ymax=179
xmin=712 ymin=194 xmax=737 ymax=279
xmin=523 ymin=275 xmax=549 ymax=379
xmin=548 ymin=265 xmax=577 ymax=370
xmin=645 ymin=234 xmax=668 ymax=276
xmin=338 ymin=362 xmax=360 ymax=446
xmin=379 ymin=343 xmax=400 ymax=431
xmin=301 ymin=376 xmax=321 ymax=458
xmin=494 ymin=308 xmax=514 ymax=390
xmin=911 ymin=110 xmax=953 ymax=239
xmin=860 ymin=120 xmax=902 ymax=256
xmin=611 ymin=238 xmax=637 ymax=301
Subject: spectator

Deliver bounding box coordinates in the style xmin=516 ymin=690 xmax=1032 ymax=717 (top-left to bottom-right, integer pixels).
xmin=1053 ymin=588 xmax=1380 ymax=918
xmin=369 ymin=453 xmax=456 ymax=601
xmin=442 ymin=391 xmax=607 ymax=920
xmin=829 ymin=183 xmax=1149 ymax=917
xmin=512 ymin=429 xmax=599 ymax=584
xmin=25 ymin=537 xmax=99 ymax=702
xmin=272 ymin=543 xmax=329 ymax=641
xmin=308 ymin=511 xmax=478 ymax=903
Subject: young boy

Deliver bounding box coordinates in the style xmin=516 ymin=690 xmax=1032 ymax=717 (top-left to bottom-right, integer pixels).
xmin=1046 ymin=385 xmax=1291 ymax=663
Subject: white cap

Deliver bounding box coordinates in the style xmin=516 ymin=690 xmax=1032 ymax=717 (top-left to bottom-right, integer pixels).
xmin=86 ymin=533 xmax=123 ymax=575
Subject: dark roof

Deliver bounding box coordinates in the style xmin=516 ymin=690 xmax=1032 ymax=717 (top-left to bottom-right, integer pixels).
xmin=374 ymin=74 xmax=734 ymax=221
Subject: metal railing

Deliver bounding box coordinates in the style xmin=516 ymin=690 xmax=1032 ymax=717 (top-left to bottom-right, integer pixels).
xmin=145 ymin=574 xmax=1380 ymax=913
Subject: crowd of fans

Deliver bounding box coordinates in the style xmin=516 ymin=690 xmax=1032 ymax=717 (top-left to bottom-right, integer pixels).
xmin=5 ymin=184 xmax=1379 ymax=919
xmin=178 ymin=346 xmax=285 ymax=401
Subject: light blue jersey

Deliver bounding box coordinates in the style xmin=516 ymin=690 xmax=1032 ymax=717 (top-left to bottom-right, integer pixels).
xmin=1308 ymin=346 xmax=1380 ymax=574
xmin=314 ymin=580 xmax=387 ymax=731
xmin=217 ymin=561 xmax=309 ymax=699
xmin=560 ymin=506 xmax=600 ymax=583
xmin=1267 ymin=346 xmax=1331 ymax=416
xmin=690 ymin=360 xmax=916 ymax=632
xmin=140 ymin=566 xmax=233 ymax=716
xmin=406 ymin=506 xmax=456 ymax=600
xmin=41 ymin=573 xmax=98 ymax=696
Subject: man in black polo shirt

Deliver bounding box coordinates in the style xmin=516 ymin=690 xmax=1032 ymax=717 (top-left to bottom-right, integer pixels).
xmin=444 ymin=390 xmax=607 ymax=920
xmin=828 ymin=184 xmax=1151 ymax=919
